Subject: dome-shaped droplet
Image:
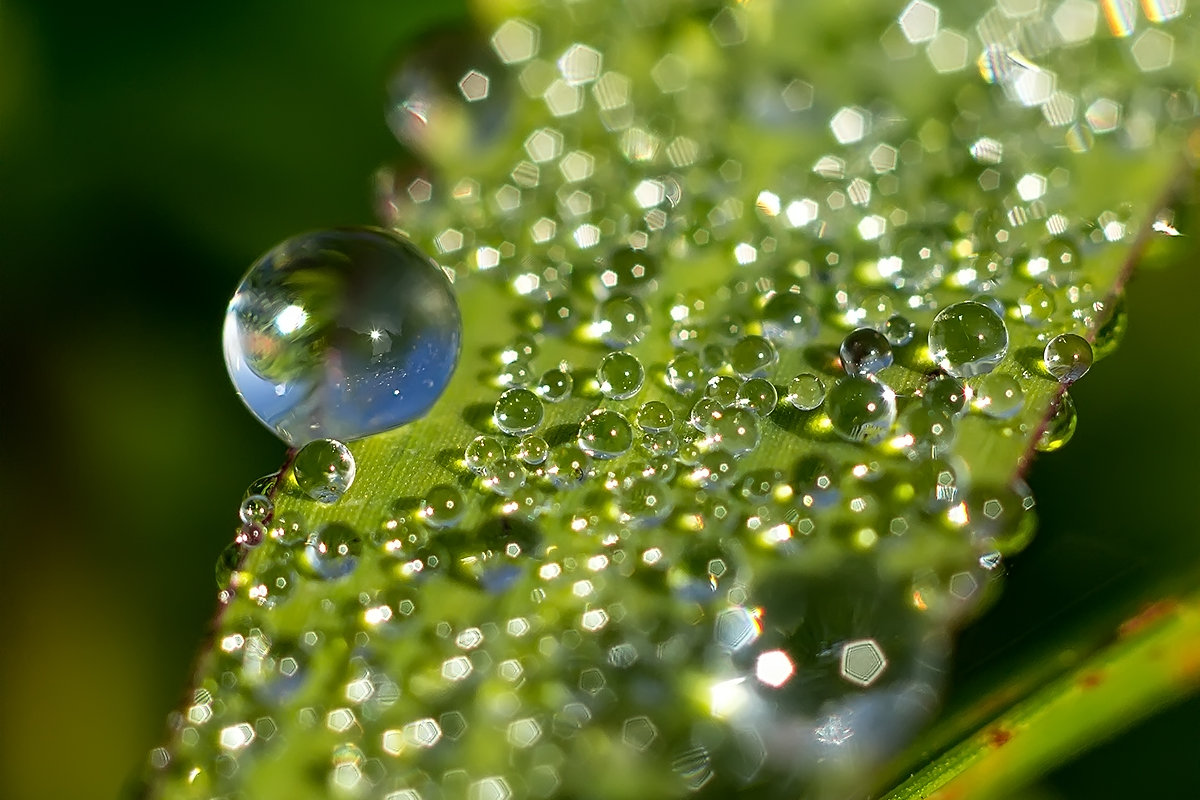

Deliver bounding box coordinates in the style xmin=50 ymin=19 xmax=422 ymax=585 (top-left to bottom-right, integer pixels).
xmin=546 ymin=446 xmax=593 ymax=487
xmin=785 ymin=373 xmax=826 ymax=411
xmin=239 ymin=494 xmax=273 ymax=525
xmin=1018 ymin=286 xmax=1055 ymax=327
xmin=736 ymin=377 xmax=778 ymax=416
xmin=292 ymin=438 xmax=356 ymax=503
xmin=1035 ymin=392 xmax=1077 ymax=452
xmin=516 ymin=435 xmax=549 ymax=465
xmin=385 ymin=30 xmax=510 ymax=160
xmin=481 ymin=458 xmax=527 ymax=496
xmin=827 ymin=377 xmax=897 ymax=444
xmin=713 ymin=408 xmax=761 ymax=456
xmin=921 ymin=373 xmax=967 ymax=417
xmin=302 ymin=522 xmax=362 ymax=580
xmin=597 ymin=351 xmax=645 ymax=400
xmin=595 ymin=294 xmax=649 ymax=347
xmin=667 ymin=353 xmax=703 ymax=395
xmin=420 ymin=484 xmax=465 ymax=528
xmin=223 ymin=228 xmax=462 ymax=444
xmin=578 ymin=409 xmax=634 ymax=459
xmin=598 ymin=247 xmax=660 ymax=296
xmin=636 ymin=401 xmax=674 ymax=432
xmin=927 ymin=301 xmax=1009 ymax=378
xmin=705 ymin=375 xmax=740 ymax=407
xmin=840 ymin=328 xmax=893 ymax=377
xmin=537 ymin=366 xmax=574 ymax=402
xmin=494 ymin=387 xmax=544 ymax=435
xmin=884 ymin=314 xmax=916 ymax=346
xmin=1043 ymin=333 xmax=1093 ymax=383
xmin=464 ymin=435 xmax=506 ymax=474
xmin=972 ymin=373 xmax=1024 ymax=419
xmin=896 ymin=405 xmax=956 ymax=459
xmin=761 ymin=290 xmax=820 ymax=345
xmin=729 ymin=335 xmax=778 ymax=378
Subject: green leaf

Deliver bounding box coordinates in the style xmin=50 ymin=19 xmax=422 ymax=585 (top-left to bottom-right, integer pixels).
xmin=142 ymin=2 xmax=1200 ymax=799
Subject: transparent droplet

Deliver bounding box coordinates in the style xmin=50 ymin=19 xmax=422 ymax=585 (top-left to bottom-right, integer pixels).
xmin=1036 ymin=392 xmax=1077 ymax=452
xmin=736 ymin=378 xmax=778 ymax=416
xmin=595 ymin=294 xmax=649 ymax=347
xmin=640 ymin=429 xmax=679 ymax=456
xmin=516 ymin=435 xmax=549 ymax=465
xmin=597 ymin=352 xmax=645 ymax=400
xmin=729 ymin=335 xmax=778 ymax=378
xmin=636 ymin=401 xmax=674 ymax=432
xmin=964 ymin=479 xmax=1038 ymax=555
xmin=840 ymin=328 xmax=893 ymax=377
xmin=494 ymin=387 xmax=544 ymax=435
xmin=270 ymin=511 xmax=307 ymax=546
xmin=705 ymin=375 xmax=740 ymax=407
xmin=537 ymin=367 xmax=574 ymax=402
xmin=619 ymin=477 xmax=673 ymax=523
xmin=292 ymin=439 xmax=356 ymax=503
xmin=896 ymin=405 xmax=956 ymax=459
xmin=1043 ymin=333 xmax=1093 ymax=383
xmin=465 ymin=435 xmax=506 ymax=474
xmin=827 ymin=377 xmax=897 ymax=444
xmin=712 ymin=408 xmax=761 ymax=456
xmin=302 ymin=522 xmax=362 ymax=580
xmin=700 ymin=344 xmax=728 ymax=372
xmin=785 ymin=373 xmax=826 ymax=411
xmin=546 ymin=446 xmax=593 ymax=487
xmin=972 ymin=373 xmax=1024 ymax=419
xmin=497 ymin=359 xmax=535 ymax=388
xmin=481 ymin=458 xmax=527 ymax=496
xmin=922 ymin=373 xmax=967 ymax=417
xmin=667 ymin=353 xmax=703 ymax=395
xmin=239 ymin=494 xmax=273 ymax=525
xmin=761 ymin=290 xmax=820 ymax=345
xmin=884 ymin=314 xmax=916 ymax=346
xmin=243 ymin=472 xmax=278 ymax=501
xmin=1018 ymin=285 xmax=1056 ymax=327
xmin=689 ymin=397 xmax=725 ymax=432
xmin=928 ymin=300 xmax=1009 ymax=378
xmin=420 ymin=484 xmax=465 ymax=528
xmin=223 ymin=228 xmax=462 ymax=444
xmin=578 ymin=409 xmax=634 ymax=459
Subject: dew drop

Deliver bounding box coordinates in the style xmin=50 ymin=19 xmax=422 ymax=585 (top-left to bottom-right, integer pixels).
xmin=239 ymin=494 xmax=273 ymax=525
xmin=636 ymin=400 xmax=674 ymax=432
xmin=921 ymin=373 xmax=967 ymax=417
xmin=827 ymin=377 xmax=897 ymax=444
xmin=713 ymin=408 xmax=761 ymax=456
xmin=972 ymin=373 xmax=1025 ymax=419
xmin=1043 ymin=333 xmax=1093 ymax=383
xmin=481 ymin=458 xmax=527 ymax=496
xmin=785 ymin=373 xmax=826 ymax=411
xmin=302 ymin=522 xmax=362 ymax=580
xmin=494 ymin=387 xmax=544 ymax=435
xmin=884 ymin=314 xmax=916 ymax=346
xmin=578 ymin=409 xmax=634 ymax=459
xmin=619 ymin=477 xmax=673 ymax=523
xmin=666 ymin=353 xmax=703 ymax=395
xmin=465 ymin=435 xmax=506 ymax=474
xmin=1036 ymin=392 xmax=1077 ymax=452
xmin=736 ymin=377 xmax=778 ymax=416
xmin=223 ymin=228 xmax=461 ymax=444
xmin=705 ymin=375 xmax=740 ymax=407
xmin=420 ymin=484 xmax=465 ymax=528
xmin=729 ymin=335 xmax=778 ymax=378
xmin=640 ymin=429 xmax=679 ymax=456
xmin=292 ymin=439 xmax=356 ymax=503
xmin=840 ymin=328 xmax=894 ymax=377
xmin=595 ymin=294 xmax=650 ymax=347
xmin=1018 ymin=285 xmax=1056 ymax=327
xmin=537 ymin=367 xmax=574 ymax=402
xmin=761 ymin=290 xmax=820 ymax=345
xmin=516 ymin=435 xmax=549 ymax=465
xmin=689 ymin=397 xmax=725 ymax=432
xmin=596 ymin=351 xmax=645 ymax=400
xmin=601 ymin=247 xmax=660 ymax=295
xmin=546 ymin=446 xmax=593 ymax=486
xmin=928 ymin=300 xmax=1009 ymax=378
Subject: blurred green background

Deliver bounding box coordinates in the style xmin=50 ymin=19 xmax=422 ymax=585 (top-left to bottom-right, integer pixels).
xmin=1 ymin=2 xmax=1197 ymax=799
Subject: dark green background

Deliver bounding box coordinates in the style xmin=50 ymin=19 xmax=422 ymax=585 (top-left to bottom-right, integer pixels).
xmin=1 ymin=2 xmax=1197 ymax=799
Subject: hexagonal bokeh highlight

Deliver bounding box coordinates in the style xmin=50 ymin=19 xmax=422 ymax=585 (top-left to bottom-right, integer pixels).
xmin=899 ymin=0 xmax=940 ymax=44
xmin=840 ymin=638 xmax=889 ymax=687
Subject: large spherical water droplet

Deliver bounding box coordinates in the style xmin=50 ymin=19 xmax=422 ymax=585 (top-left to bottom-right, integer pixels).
xmin=494 ymin=388 xmax=544 ymax=435
xmin=840 ymin=328 xmax=893 ymax=377
xmin=785 ymin=373 xmax=826 ymax=411
xmin=667 ymin=353 xmax=703 ymax=395
xmin=729 ymin=335 xmax=778 ymax=378
xmin=578 ymin=409 xmax=634 ymax=459
xmin=927 ymin=300 xmax=1008 ymax=378
xmin=1043 ymin=333 xmax=1093 ymax=383
xmin=827 ymin=377 xmax=897 ymax=444
xmin=292 ymin=438 xmax=356 ymax=503
xmin=223 ymin=228 xmax=462 ymax=444
xmin=736 ymin=377 xmax=778 ymax=416
xmin=596 ymin=351 xmax=645 ymax=400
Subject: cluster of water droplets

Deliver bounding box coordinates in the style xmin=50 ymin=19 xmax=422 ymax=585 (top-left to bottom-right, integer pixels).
xmin=176 ymin=1 xmax=1199 ymax=799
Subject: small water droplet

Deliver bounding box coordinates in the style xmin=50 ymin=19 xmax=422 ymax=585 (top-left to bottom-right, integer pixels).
xmin=921 ymin=373 xmax=967 ymax=417
xmin=516 ymin=435 xmax=549 ymax=465
xmin=302 ymin=522 xmax=362 ymax=580
xmin=420 ymin=484 xmax=465 ymax=528
xmin=597 ymin=351 xmax=645 ymax=399
xmin=578 ymin=409 xmax=634 ymax=459
xmin=1043 ymin=333 xmax=1093 ymax=383
xmin=827 ymin=377 xmax=897 ymax=444
xmin=729 ymin=335 xmax=778 ymax=378
xmin=239 ymin=494 xmax=273 ymax=525
xmin=292 ymin=439 xmax=356 ymax=503
xmin=884 ymin=314 xmax=916 ymax=346
xmin=636 ymin=400 xmax=674 ymax=432
xmin=546 ymin=446 xmax=593 ymax=486
xmin=785 ymin=373 xmax=826 ymax=410
xmin=223 ymin=228 xmax=461 ymax=444
xmin=464 ymin=435 xmax=506 ymax=474
xmin=481 ymin=458 xmax=527 ymax=496
xmin=736 ymin=377 xmax=778 ymax=415
xmin=595 ymin=294 xmax=650 ymax=347
xmin=928 ymin=300 xmax=1009 ymax=378
xmin=1018 ymin=285 xmax=1056 ymax=327
xmin=713 ymin=408 xmax=761 ymax=456
xmin=667 ymin=353 xmax=703 ymax=394
xmin=761 ymin=290 xmax=820 ymax=345
xmin=972 ymin=373 xmax=1025 ymax=419
xmin=1035 ymin=392 xmax=1077 ymax=452
xmin=897 ymin=405 xmax=957 ymax=459
xmin=494 ymin=387 xmax=544 ymax=435
xmin=689 ymin=397 xmax=725 ymax=432
xmin=840 ymin=328 xmax=893 ymax=377
xmin=537 ymin=367 xmax=574 ymax=402
xmin=705 ymin=375 xmax=740 ymax=407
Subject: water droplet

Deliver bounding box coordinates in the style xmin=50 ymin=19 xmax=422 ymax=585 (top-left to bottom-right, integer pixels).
xmin=1093 ymin=295 xmax=1127 ymax=360
xmin=785 ymin=373 xmax=826 ymax=410
xmin=729 ymin=335 xmax=778 ymax=378
xmin=636 ymin=401 xmax=674 ymax=432
xmin=292 ymin=438 xmax=356 ymax=503
xmin=516 ymin=435 xmax=549 ymax=465
xmin=1043 ymin=333 xmax=1093 ymax=383
xmin=667 ymin=353 xmax=703 ymax=395
xmin=689 ymin=397 xmax=725 ymax=432
xmin=494 ymin=387 xmax=544 ymax=435
xmin=705 ymin=375 xmax=740 ymax=407
xmin=1035 ymin=392 xmax=1077 ymax=452
xmin=840 ymin=328 xmax=894 ymax=377
xmin=897 ymin=404 xmax=957 ymax=459
xmin=420 ymin=484 xmax=465 ymax=528
xmin=827 ymin=377 xmax=897 ymax=444
xmin=736 ymin=377 xmax=778 ymax=416
xmin=619 ymin=477 xmax=673 ymax=523
xmin=578 ymin=409 xmax=634 ymax=459
xmin=972 ymin=373 xmax=1025 ymax=419
xmin=761 ymin=290 xmax=820 ymax=345
xmin=600 ymin=247 xmax=660 ymax=295
xmin=239 ymin=494 xmax=273 ymax=525
xmin=302 ymin=522 xmax=362 ymax=580
xmin=546 ymin=447 xmax=593 ymax=486
xmin=921 ymin=373 xmax=967 ymax=417
xmin=537 ymin=367 xmax=574 ymax=402
xmin=884 ymin=314 xmax=916 ymax=346
xmin=713 ymin=408 xmax=761 ymax=456
xmin=595 ymin=294 xmax=649 ymax=347
xmin=497 ymin=360 xmax=535 ymax=388
xmin=928 ymin=300 xmax=1009 ymax=378
xmin=464 ymin=435 xmax=506 ymax=474
xmin=964 ymin=479 xmax=1037 ymax=554
xmin=1018 ymin=285 xmax=1056 ymax=327
xmin=596 ymin=352 xmax=645 ymax=400
xmin=700 ymin=343 xmax=728 ymax=372
xmin=481 ymin=458 xmax=527 ymax=496
xmin=223 ymin=228 xmax=461 ymax=444
xmin=270 ymin=512 xmax=307 ymax=546
xmin=641 ymin=429 xmax=679 ymax=456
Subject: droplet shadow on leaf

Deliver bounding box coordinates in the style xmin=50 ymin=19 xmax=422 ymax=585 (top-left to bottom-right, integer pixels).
xmin=462 ymin=401 xmax=496 ymax=433
xmin=1013 ymin=346 xmax=1047 ymax=377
